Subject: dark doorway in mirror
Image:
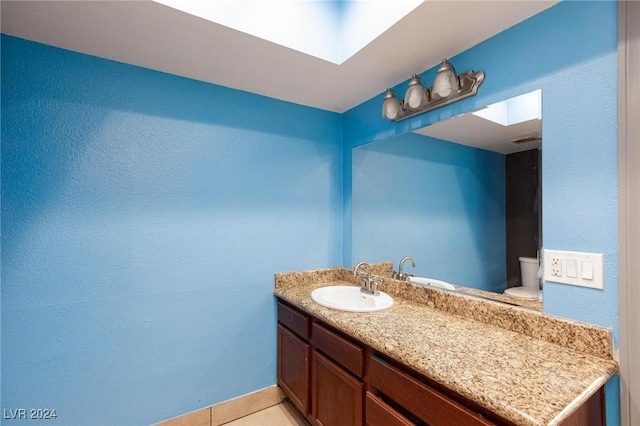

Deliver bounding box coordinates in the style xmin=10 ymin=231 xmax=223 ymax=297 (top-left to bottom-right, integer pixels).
xmin=505 ymin=149 xmax=541 ymax=288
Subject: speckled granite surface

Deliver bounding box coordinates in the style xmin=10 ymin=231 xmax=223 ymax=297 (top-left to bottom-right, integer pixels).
xmin=274 ymin=267 xmax=618 ymax=426
xmin=353 ymin=260 xmax=544 ymax=311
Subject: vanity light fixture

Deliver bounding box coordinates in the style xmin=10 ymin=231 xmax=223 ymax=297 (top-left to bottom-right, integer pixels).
xmin=381 ymin=59 xmax=485 ymax=122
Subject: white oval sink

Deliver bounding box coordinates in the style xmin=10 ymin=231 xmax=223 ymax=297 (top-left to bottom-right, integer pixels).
xmin=409 ymin=276 xmax=456 ymax=291
xmin=311 ymin=286 xmax=393 ymax=312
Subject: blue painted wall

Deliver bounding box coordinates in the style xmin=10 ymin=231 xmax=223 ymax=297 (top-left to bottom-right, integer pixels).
xmin=352 ymin=132 xmax=506 ymax=292
xmin=343 ymin=1 xmax=619 ymax=423
xmin=1 ymin=35 xmax=342 ymax=425
xmin=1 ymin=0 xmax=622 ymax=424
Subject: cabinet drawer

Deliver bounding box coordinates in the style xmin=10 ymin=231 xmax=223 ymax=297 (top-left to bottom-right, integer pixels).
xmin=278 ymin=301 xmax=310 ymax=340
xmin=312 ymin=322 xmax=364 ymax=377
xmin=369 ymin=355 xmax=495 ymax=426
xmin=366 ymin=392 xmax=414 ymax=426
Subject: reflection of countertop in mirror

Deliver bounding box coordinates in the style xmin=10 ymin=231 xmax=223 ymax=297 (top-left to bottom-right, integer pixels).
xmin=366 ymin=260 xmax=544 ymax=311
xmin=454 ymin=284 xmax=543 ymax=310
xmin=274 ymin=267 xmax=618 ymax=426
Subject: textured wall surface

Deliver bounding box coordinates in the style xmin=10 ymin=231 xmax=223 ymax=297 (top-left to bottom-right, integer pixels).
xmin=1 ymin=35 xmax=342 ymax=425
xmin=343 ymin=1 xmax=619 ymax=423
xmin=1 ymin=0 xmax=622 ymax=424
xmin=352 ymin=132 xmax=505 ymax=292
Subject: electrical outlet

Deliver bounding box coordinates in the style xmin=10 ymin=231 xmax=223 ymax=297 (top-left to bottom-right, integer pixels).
xmin=543 ymin=249 xmax=604 ymax=289
xmin=551 ymin=257 xmax=562 ymax=277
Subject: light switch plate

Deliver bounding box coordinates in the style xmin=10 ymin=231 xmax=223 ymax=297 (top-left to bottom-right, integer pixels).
xmin=543 ymin=249 xmax=604 ymax=289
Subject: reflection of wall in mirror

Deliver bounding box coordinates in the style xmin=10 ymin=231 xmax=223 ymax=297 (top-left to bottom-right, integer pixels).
xmin=352 ymin=132 xmax=506 ymax=293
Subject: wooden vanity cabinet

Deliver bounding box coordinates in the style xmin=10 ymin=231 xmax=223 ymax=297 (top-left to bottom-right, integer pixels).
xmin=365 ymin=392 xmax=414 ymax=426
xmin=277 ymin=302 xmax=311 ymax=415
xmin=368 ymin=354 xmax=497 ymax=426
xmin=312 ymin=350 xmax=363 ymax=426
xmin=366 ymin=354 xmax=606 ymax=426
xmin=277 ymin=301 xmax=364 ymax=426
xmin=276 ymin=299 xmax=606 ymax=426
xmin=311 ymin=322 xmax=364 ymax=426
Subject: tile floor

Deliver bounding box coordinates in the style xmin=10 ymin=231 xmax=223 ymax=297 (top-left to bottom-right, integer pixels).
xmin=223 ymin=402 xmax=308 ymax=426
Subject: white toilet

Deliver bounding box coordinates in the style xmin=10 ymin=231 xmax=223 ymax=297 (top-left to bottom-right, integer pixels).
xmin=504 ymin=257 xmax=542 ymax=300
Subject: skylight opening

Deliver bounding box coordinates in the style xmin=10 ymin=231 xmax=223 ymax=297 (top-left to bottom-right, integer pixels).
xmin=153 ymin=0 xmax=423 ymax=64
xmin=472 ymin=90 xmax=541 ymax=126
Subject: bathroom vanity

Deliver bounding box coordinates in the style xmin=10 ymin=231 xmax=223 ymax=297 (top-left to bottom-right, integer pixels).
xmin=274 ymin=267 xmax=618 ymax=426
xmin=278 ymin=300 xmax=513 ymax=425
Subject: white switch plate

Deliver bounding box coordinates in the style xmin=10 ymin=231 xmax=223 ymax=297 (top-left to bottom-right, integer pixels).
xmin=543 ymin=249 xmax=604 ymax=289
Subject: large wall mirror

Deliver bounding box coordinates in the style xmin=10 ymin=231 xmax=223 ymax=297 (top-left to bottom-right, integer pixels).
xmin=352 ymin=89 xmax=542 ymax=300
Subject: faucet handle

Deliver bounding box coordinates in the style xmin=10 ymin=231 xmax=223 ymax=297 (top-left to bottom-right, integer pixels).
xmin=371 ymin=276 xmax=383 ymax=295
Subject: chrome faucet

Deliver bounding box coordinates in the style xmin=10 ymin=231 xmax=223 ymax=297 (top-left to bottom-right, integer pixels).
xmin=353 ymin=261 xmax=380 ymax=295
xmin=393 ymin=256 xmax=416 ymax=281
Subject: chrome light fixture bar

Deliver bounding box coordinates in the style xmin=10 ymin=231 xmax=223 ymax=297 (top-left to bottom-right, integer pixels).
xmin=382 ymin=59 xmax=485 ymax=122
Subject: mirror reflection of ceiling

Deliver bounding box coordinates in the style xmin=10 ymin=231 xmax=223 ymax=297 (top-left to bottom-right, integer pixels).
xmin=414 ymin=90 xmax=542 ymax=155
xmin=0 ymin=1 xmax=558 ymax=112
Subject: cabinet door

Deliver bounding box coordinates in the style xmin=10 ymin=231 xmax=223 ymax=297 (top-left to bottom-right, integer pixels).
xmin=278 ymin=324 xmax=310 ymax=415
xmin=559 ymin=386 xmax=605 ymax=426
xmin=312 ymin=351 xmax=363 ymax=426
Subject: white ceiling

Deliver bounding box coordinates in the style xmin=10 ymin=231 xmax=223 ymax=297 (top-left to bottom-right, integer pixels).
xmin=153 ymin=0 xmax=425 ymax=65
xmin=415 ymin=113 xmax=541 ymax=155
xmin=415 ymin=90 xmax=543 ymax=154
xmin=1 ymin=1 xmax=558 ymax=113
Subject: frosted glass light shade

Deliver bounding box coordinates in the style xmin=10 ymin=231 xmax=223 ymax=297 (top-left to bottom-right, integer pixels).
xmin=380 ymin=59 xmax=484 ymax=122
xmin=432 ymin=60 xmax=459 ymax=99
xmin=404 ymin=74 xmax=427 ymax=109
xmin=382 ymin=89 xmax=401 ymax=120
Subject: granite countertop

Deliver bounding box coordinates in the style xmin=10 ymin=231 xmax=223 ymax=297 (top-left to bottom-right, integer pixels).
xmin=274 ymin=268 xmax=618 ymax=426
xmin=367 ymin=260 xmax=544 ymax=311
